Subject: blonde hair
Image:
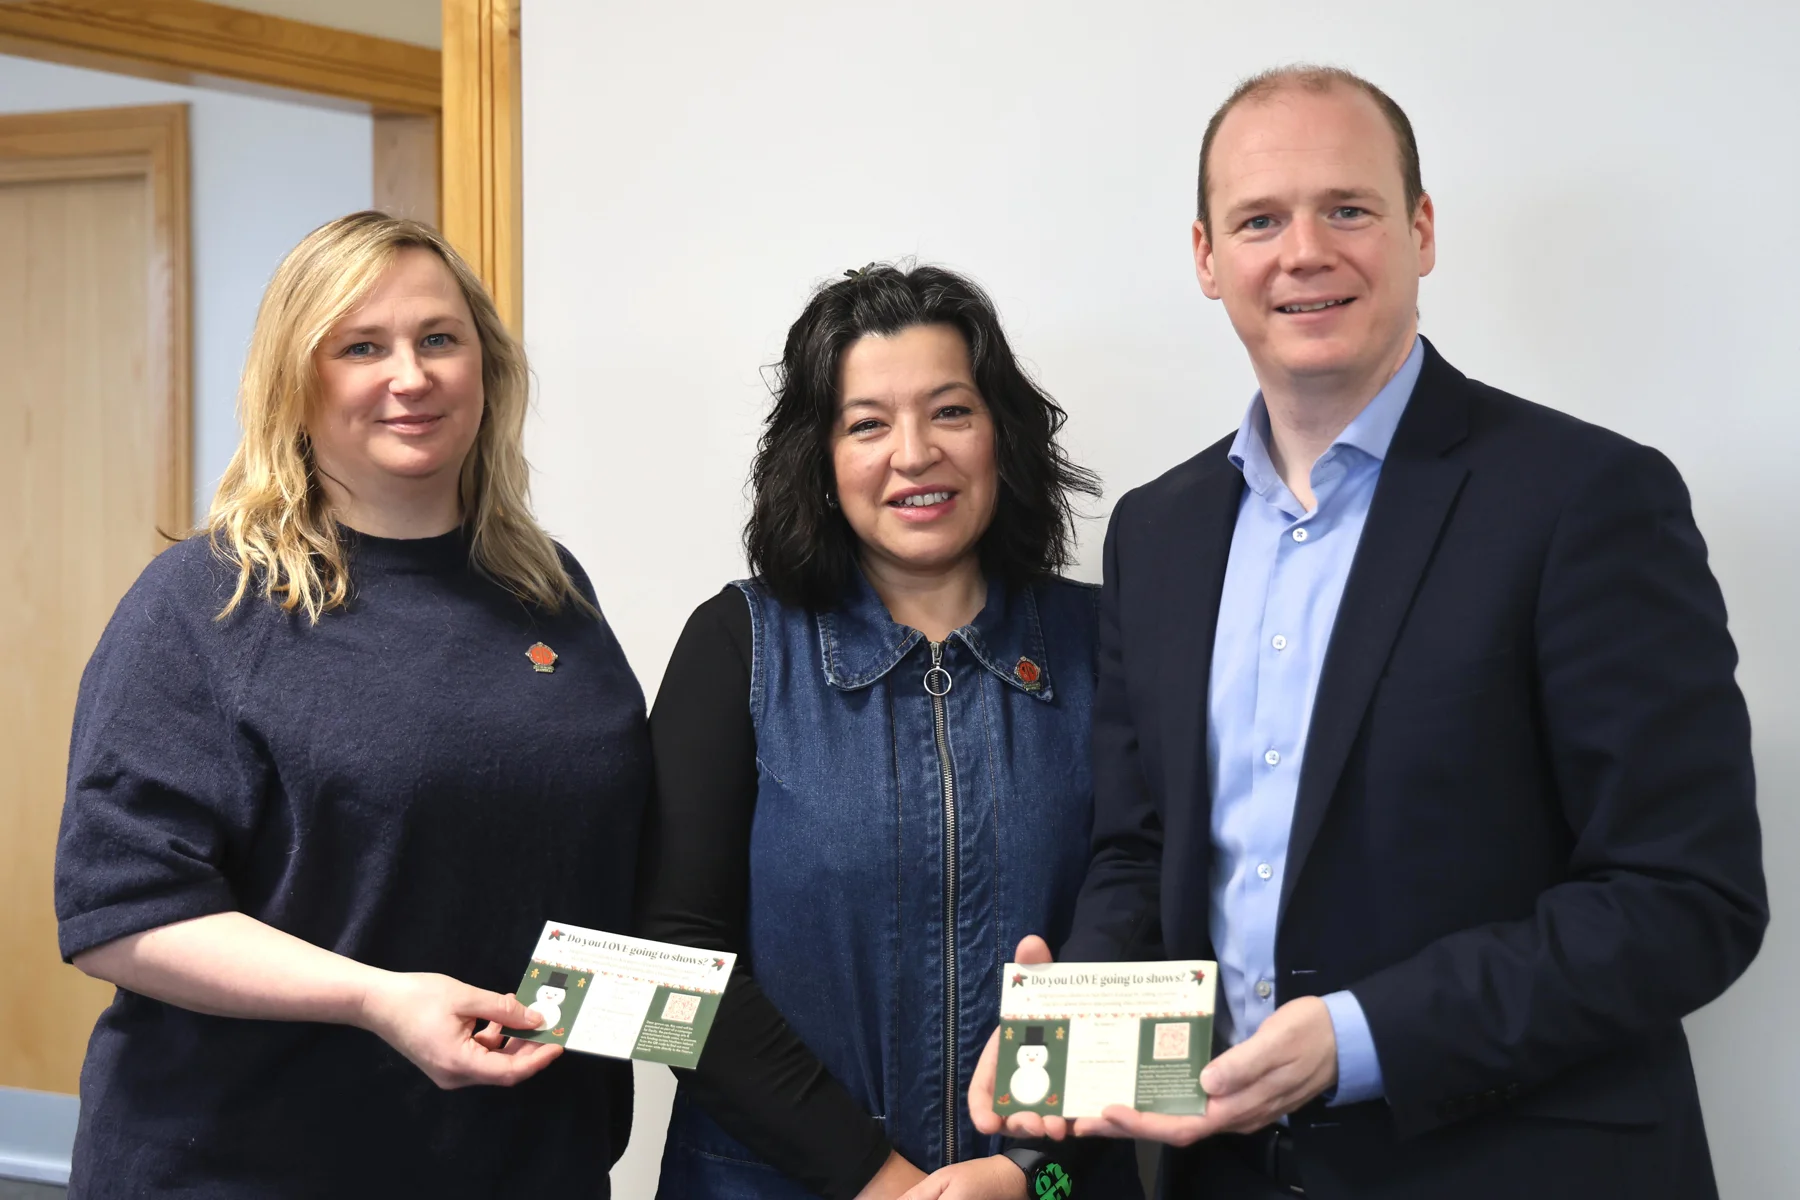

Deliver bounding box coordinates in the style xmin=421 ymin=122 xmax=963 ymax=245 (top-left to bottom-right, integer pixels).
xmin=207 ymin=210 xmax=583 ymax=622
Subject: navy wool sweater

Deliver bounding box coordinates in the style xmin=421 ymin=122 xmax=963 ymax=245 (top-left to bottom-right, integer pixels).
xmin=54 ymin=529 xmax=649 ymax=1198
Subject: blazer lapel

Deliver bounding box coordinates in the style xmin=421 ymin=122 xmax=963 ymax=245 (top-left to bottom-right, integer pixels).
xmin=1152 ymin=443 xmax=1243 ymax=883
xmin=1278 ymin=344 xmax=1474 ymax=925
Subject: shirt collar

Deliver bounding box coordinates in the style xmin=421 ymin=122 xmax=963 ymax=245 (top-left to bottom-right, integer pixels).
xmin=814 ymin=566 xmax=1055 ymax=701
xmin=1228 ymin=335 xmax=1425 ymax=493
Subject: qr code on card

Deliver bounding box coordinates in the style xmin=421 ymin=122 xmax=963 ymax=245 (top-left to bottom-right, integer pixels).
xmin=661 ymin=993 xmax=701 ymax=1024
xmin=1153 ymin=1022 xmax=1191 ymax=1061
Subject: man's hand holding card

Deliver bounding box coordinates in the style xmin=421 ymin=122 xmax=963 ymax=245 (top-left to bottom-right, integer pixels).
xmin=971 ymin=936 xmax=1339 ymax=1146
xmin=503 ymin=922 xmax=735 ymax=1068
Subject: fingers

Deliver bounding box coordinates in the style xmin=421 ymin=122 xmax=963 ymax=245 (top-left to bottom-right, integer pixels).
xmin=1200 ymin=1013 xmax=1293 ymax=1098
xmin=1198 ymin=1007 xmax=1297 ymax=1099
xmin=464 ymin=987 xmax=540 ymax=1029
xmin=1069 ymin=1114 xmax=1135 ymax=1139
xmin=502 ymin=1040 xmax=564 ymax=1068
xmin=968 ymin=1026 xmax=1003 ymax=1135
xmin=998 ymin=1110 xmax=1069 ymax=1141
xmin=897 ymin=1178 xmax=947 ymax=1200
xmin=497 ymin=1031 xmax=556 ymax=1057
xmin=451 ymin=1037 xmax=563 ymax=1088
xmin=1001 ymin=1111 xmax=1048 ymax=1139
xmin=1094 ymin=1104 xmax=1215 ymax=1147
xmin=1199 ymin=1036 xmax=1260 ymax=1098
xmin=1192 ymin=998 xmax=1339 ymax=1128
xmin=1012 ymin=934 xmax=1054 ymax=965
xmin=366 ymin=973 xmax=572 ymax=1092
xmin=421 ymin=979 xmax=561 ymax=1088
xmin=1197 ymin=1069 xmax=1324 ymax=1136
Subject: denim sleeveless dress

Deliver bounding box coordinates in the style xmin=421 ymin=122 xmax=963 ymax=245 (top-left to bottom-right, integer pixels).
xmin=655 ymin=571 xmax=1141 ymax=1198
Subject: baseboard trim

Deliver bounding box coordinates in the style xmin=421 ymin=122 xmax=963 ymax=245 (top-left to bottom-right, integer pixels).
xmin=0 ymin=1086 xmax=77 ymax=1185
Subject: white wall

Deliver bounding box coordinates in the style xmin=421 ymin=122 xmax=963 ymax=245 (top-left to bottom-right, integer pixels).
xmin=0 ymin=54 xmax=374 ymax=521
xmin=521 ymin=2 xmax=1800 ymax=1196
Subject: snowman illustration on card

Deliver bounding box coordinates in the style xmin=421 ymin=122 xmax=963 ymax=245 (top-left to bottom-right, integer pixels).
xmin=530 ymin=971 xmax=569 ymax=1030
xmin=1010 ymin=1025 xmax=1053 ymax=1105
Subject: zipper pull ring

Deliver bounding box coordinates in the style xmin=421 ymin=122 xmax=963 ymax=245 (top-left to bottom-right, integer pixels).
xmin=924 ymin=640 xmax=953 ymax=697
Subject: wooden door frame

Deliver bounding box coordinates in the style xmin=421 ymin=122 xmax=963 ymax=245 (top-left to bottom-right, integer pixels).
xmin=442 ymin=0 xmax=520 ymax=333
xmin=0 ymin=0 xmax=523 ymax=331
xmin=0 ymin=104 xmax=192 ymax=534
xmin=0 ymin=1 xmax=441 ymax=113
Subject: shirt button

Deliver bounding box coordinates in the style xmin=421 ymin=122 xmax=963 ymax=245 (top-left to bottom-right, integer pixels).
xmin=1292 ymin=527 xmax=1309 ymax=543
xmin=1271 ymin=635 xmax=1288 ymax=651
xmin=1255 ymin=980 xmax=1273 ymax=999
xmin=1264 ymin=749 xmax=1281 ymax=766
xmin=1257 ymin=862 xmax=1273 ymax=880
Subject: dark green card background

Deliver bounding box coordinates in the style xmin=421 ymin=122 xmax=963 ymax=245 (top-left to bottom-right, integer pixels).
xmin=503 ymin=960 xmax=594 ymax=1044
xmin=630 ymin=984 xmax=724 ymax=1067
xmin=1133 ymin=1013 xmax=1214 ymax=1114
xmin=992 ymin=1019 xmax=1072 ymax=1116
xmin=991 ymin=1013 xmax=1215 ymax=1116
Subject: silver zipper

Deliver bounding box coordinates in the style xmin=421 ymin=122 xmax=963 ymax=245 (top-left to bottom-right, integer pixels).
xmin=924 ymin=640 xmax=958 ymax=1166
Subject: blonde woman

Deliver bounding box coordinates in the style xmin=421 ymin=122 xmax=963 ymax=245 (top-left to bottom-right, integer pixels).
xmin=53 ymin=212 xmax=648 ymax=1197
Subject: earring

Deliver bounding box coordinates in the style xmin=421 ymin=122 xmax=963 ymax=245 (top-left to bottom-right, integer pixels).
xmin=825 ymin=492 xmax=839 ymax=509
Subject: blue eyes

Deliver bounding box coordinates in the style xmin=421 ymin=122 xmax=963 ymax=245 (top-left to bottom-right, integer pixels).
xmin=340 ymin=333 xmax=457 ymax=358
xmin=1239 ymin=207 xmax=1370 ymax=232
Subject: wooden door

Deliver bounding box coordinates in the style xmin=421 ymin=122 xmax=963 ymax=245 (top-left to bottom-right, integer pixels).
xmin=0 ymin=104 xmax=189 ymax=1095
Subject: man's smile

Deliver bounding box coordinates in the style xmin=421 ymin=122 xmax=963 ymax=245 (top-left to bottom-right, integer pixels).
xmin=1276 ymin=298 xmax=1354 ymax=314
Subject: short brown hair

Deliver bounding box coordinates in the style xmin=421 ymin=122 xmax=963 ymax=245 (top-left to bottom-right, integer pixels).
xmin=1196 ymin=65 xmax=1423 ymax=234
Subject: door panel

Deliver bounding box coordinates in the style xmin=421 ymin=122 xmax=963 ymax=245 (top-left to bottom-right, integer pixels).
xmin=0 ymin=105 xmax=189 ymax=1095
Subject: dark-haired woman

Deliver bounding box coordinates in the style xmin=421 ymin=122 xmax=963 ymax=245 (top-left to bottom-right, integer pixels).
xmin=638 ymin=265 xmax=1142 ymax=1200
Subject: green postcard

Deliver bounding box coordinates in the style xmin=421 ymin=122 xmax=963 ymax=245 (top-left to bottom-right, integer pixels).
xmin=992 ymin=960 xmax=1216 ymax=1118
xmin=504 ymin=922 xmax=735 ymax=1068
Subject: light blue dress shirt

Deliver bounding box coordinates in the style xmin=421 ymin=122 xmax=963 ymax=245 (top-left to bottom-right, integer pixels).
xmin=1206 ymin=336 xmax=1424 ymax=1106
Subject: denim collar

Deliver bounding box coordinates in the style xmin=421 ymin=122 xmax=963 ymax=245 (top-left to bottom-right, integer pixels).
xmin=815 ymin=568 xmax=1054 ymax=701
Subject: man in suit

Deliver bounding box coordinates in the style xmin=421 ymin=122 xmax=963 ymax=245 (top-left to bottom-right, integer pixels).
xmin=968 ymin=66 xmax=1766 ymax=1199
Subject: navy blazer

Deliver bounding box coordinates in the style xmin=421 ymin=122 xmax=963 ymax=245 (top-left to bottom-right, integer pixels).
xmin=1062 ymin=340 xmax=1766 ymax=1199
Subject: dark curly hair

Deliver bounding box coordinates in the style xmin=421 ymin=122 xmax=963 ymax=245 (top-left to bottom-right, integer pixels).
xmin=745 ymin=262 xmax=1101 ymax=611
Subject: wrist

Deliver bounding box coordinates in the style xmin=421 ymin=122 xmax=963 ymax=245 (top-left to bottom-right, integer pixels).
xmin=852 ymin=1148 xmax=925 ymax=1200
xmin=349 ymin=967 xmax=400 ymax=1032
xmin=1001 ymin=1147 xmax=1070 ymax=1197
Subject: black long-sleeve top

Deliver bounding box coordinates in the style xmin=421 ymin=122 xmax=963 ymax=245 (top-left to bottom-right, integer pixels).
xmin=637 ymin=588 xmax=894 ymax=1199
